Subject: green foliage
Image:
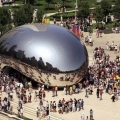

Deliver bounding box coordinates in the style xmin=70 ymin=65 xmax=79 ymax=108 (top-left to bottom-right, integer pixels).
xmin=13 ymin=4 xmax=33 ymax=26
xmin=100 ymin=0 xmax=111 ymax=16
xmin=113 ymin=4 xmax=120 ymax=19
xmin=0 ymin=8 xmax=12 ymax=36
xmin=94 ymin=7 xmax=104 ymax=23
xmin=37 ymin=10 xmax=44 ymax=23
xmin=114 ymin=0 xmax=120 ymax=4
xmin=77 ymin=1 xmax=90 ymax=19
xmin=51 ymin=12 xmax=75 ymax=21
xmin=45 ymin=0 xmax=53 ymax=10
xmin=22 ymin=0 xmax=36 ymax=5
xmin=0 ymin=8 xmax=11 ymax=25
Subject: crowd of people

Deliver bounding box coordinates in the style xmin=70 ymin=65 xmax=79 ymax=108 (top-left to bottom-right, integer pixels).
xmin=89 ymin=46 xmax=120 ymax=101
xmin=106 ymin=41 xmax=120 ymax=52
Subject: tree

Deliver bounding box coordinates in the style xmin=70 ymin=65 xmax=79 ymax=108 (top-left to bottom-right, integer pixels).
xmin=45 ymin=0 xmax=53 ymax=10
xmin=115 ymin=0 xmax=120 ymax=4
xmin=62 ymin=0 xmax=66 ymax=7
xmin=94 ymin=7 xmax=104 ymax=23
xmin=37 ymin=10 xmax=44 ymax=23
xmin=100 ymin=0 xmax=111 ymax=22
xmin=113 ymin=4 xmax=120 ymax=20
xmin=77 ymin=2 xmax=90 ymax=19
xmin=13 ymin=4 xmax=33 ymax=26
xmin=0 ymin=8 xmax=12 ymax=36
xmin=22 ymin=0 xmax=36 ymax=5
xmin=112 ymin=0 xmax=120 ymax=20
xmin=0 ymin=8 xmax=11 ymax=26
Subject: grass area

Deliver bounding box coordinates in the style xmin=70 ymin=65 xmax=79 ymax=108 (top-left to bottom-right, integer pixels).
xmin=50 ymin=12 xmax=75 ymax=21
xmin=15 ymin=0 xmax=23 ymax=4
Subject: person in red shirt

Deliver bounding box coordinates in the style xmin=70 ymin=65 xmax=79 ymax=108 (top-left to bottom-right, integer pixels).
xmin=62 ymin=98 xmax=65 ymax=104
xmin=52 ymin=87 xmax=55 ymax=97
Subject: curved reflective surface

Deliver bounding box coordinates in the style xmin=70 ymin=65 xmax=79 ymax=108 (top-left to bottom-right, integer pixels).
xmin=0 ymin=23 xmax=88 ymax=73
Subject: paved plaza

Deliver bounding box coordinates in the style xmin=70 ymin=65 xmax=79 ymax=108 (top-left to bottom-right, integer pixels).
xmin=0 ymin=30 xmax=120 ymax=120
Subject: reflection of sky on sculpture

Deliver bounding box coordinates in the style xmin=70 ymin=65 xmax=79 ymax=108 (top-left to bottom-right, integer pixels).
xmin=0 ymin=24 xmax=88 ymax=71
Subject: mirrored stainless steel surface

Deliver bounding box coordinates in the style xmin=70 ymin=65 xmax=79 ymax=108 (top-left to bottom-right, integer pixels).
xmin=0 ymin=23 xmax=88 ymax=73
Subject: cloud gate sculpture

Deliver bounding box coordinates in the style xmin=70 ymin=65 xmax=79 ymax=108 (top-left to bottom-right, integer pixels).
xmin=0 ymin=23 xmax=88 ymax=87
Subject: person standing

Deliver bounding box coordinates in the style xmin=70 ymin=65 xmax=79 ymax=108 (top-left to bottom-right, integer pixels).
xmin=86 ymin=116 xmax=88 ymax=120
xmin=90 ymin=109 xmax=93 ymax=120
xmin=106 ymin=41 xmax=109 ymax=50
xmin=118 ymin=44 xmax=120 ymax=52
xmin=69 ymin=86 xmax=73 ymax=95
xmin=47 ymin=83 xmax=49 ymax=92
xmin=81 ymin=99 xmax=84 ymax=110
xmin=81 ymin=113 xmax=85 ymax=120
xmin=52 ymin=87 xmax=55 ymax=97
xmin=20 ymin=107 xmax=23 ymax=117
xmin=39 ymin=99 xmax=43 ymax=110
xmin=114 ymin=45 xmax=118 ymax=53
xmin=46 ymin=107 xmax=50 ymax=120
xmin=72 ymin=84 xmax=76 ymax=93
xmin=100 ymin=89 xmax=103 ymax=100
xmin=96 ymin=87 xmax=99 ymax=98
xmin=111 ymin=94 xmax=115 ymax=102
xmin=36 ymin=107 xmax=39 ymax=117
xmin=7 ymin=100 xmax=10 ymax=111
xmin=55 ymin=86 xmax=58 ymax=96
xmin=85 ymin=87 xmax=88 ymax=98
xmin=72 ymin=101 xmax=75 ymax=112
